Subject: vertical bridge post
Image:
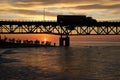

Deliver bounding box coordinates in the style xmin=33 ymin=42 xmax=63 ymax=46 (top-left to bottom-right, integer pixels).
xmin=59 ymin=35 xmax=70 ymax=46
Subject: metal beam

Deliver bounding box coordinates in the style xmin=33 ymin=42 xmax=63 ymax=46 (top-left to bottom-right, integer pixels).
xmin=0 ymin=21 xmax=120 ymax=35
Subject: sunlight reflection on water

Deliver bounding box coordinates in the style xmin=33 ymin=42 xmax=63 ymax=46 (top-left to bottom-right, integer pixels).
xmin=0 ymin=43 xmax=120 ymax=80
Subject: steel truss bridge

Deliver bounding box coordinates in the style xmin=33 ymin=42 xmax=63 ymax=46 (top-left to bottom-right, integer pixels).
xmin=0 ymin=21 xmax=120 ymax=35
xmin=0 ymin=20 xmax=120 ymax=46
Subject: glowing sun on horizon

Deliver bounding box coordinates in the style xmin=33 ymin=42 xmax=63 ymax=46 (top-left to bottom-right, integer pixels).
xmin=44 ymin=38 xmax=47 ymax=42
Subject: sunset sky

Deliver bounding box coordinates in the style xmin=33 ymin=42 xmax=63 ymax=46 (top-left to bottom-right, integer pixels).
xmin=0 ymin=0 xmax=120 ymax=42
xmin=0 ymin=0 xmax=120 ymax=21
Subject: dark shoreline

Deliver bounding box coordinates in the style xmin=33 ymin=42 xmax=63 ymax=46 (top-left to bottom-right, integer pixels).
xmin=0 ymin=45 xmax=56 ymax=48
xmin=0 ymin=42 xmax=57 ymax=49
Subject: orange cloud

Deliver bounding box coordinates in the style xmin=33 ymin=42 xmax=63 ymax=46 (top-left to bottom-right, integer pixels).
xmin=0 ymin=0 xmax=120 ymax=21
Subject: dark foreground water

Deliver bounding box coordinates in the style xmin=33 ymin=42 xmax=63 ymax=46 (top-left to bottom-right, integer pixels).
xmin=0 ymin=43 xmax=120 ymax=80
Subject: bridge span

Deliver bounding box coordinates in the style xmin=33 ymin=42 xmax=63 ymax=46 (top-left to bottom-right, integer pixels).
xmin=0 ymin=15 xmax=120 ymax=46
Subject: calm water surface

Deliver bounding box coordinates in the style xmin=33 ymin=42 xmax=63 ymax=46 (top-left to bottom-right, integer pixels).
xmin=0 ymin=43 xmax=120 ymax=80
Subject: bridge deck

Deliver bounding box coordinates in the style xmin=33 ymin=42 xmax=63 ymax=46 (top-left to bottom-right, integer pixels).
xmin=0 ymin=21 xmax=120 ymax=35
xmin=0 ymin=21 xmax=120 ymax=26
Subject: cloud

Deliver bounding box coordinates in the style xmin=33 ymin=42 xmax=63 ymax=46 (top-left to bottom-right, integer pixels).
xmin=0 ymin=0 xmax=120 ymax=5
xmin=0 ymin=0 xmax=96 ymax=4
xmin=15 ymin=9 xmax=58 ymax=17
xmin=72 ymin=4 xmax=120 ymax=9
xmin=0 ymin=9 xmax=58 ymax=16
xmin=0 ymin=0 xmax=116 ymax=7
xmin=0 ymin=0 xmax=120 ymax=21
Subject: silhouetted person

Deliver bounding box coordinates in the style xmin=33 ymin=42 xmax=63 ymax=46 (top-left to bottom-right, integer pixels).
xmin=11 ymin=38 xmax=15 ymax=43
xmin=23 ymin=40 xmax=26 ymax=44
xmin=18 ymin=40 xmax=21 ymax=44
xmin=0 ymin=35 xmax=1 ymax=40
xmin=29 ymin=40 xmax=33 ymax=44
xmin=3 ymin=36 xmax=7 ymax=42
xmin=34 ymin=40 xmax=40 ymax=44
xmin=16 ymin=40 xmax=21 ymax=44
xmin=54 ymin=43 xmax=56 ymax=46
xmin=0 ymin=35 xmax=2 ymax=43
xmin=8 ymin=39 xmax=12 ymax=43
xmin=41 ymin=41 xmax=44 ymax=45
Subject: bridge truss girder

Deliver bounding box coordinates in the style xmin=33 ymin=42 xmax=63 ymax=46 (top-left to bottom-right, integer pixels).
xmin=0 ymin=24 xmax=120 ymax=35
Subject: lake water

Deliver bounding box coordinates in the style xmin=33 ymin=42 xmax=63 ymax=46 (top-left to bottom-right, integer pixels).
xmin=0 ymin=42 xmax=120 ymax=80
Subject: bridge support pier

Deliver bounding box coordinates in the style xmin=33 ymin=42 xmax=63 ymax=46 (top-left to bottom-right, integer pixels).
xmin=59 ymin=36 xmax=70 ymax=46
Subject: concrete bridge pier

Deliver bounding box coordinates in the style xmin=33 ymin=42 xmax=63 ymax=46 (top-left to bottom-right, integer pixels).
xmin=59 ymin=35 xmax=70 ymax=46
